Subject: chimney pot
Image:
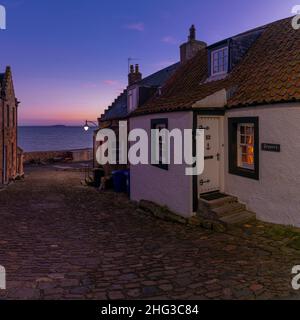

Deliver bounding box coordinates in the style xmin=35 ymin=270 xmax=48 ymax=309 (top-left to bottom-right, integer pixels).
xmin=128 ymin=64 xmax=142 ymax=86
xmin=189 ymin=25 xmax=196 ymax=41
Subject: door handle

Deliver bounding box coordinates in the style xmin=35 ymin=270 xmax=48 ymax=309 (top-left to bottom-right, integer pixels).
xmin=198 ymin=125 xmax=210 ymax=130
xmin=200 ymin=179 xmax=210 ymax=186
xmin=216 ymin=153 xmax=221 ymax=161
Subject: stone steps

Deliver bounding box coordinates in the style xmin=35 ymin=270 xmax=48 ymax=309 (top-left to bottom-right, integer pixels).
xmin=198 ymin=192 xmax=256 ymax=226
xmin=212 ymin=202 xmax=246 ymax=217
xmin=220 ymin=210 xmax=256 ymax=225
xmin=199 ymin=195 xmax=238 ymax=210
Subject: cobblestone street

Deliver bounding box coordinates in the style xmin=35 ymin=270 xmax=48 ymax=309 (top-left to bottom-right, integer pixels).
xmin=0 ymin=166 xmax=300 ymax=300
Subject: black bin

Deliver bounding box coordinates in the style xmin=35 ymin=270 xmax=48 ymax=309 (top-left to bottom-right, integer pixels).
xmin=93 ymin=168 xmax=104 ymax=188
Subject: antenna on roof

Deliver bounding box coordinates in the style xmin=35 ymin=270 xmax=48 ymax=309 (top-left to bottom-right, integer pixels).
xmin=128 ymin=57 xmax=139 ymax=73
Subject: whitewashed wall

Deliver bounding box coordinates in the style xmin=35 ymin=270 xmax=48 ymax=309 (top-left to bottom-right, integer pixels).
xmin=224 ymin=103 xmax=300 ymax=226
xmin=130 ymin=111 xmax=194 ymax=217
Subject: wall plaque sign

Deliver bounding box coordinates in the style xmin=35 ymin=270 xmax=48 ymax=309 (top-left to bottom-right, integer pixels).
xmin=261 ymin=143 xmax=281 ymax=153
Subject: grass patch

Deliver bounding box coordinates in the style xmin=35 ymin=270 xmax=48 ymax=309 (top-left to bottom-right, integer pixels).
xmin=261 ymin=224 xmax=300 ymax=250
xmin=288 ymin=237 xmax=300 ymax=250
xmin=264 ymin=225 xmax=300 ymax=239
xmin=263 ymin=224 xmax=300 ymax=249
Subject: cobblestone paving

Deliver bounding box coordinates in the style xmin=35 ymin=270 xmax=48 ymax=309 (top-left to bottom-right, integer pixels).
xmin=0 ymin=166 xmax=300 ymax=300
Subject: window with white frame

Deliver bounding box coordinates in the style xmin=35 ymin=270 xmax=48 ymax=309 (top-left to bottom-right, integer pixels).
xmin=128 ymin=87 xmax=139 ymax=113
xmin=128 ymin=92 xmax=133 ymax=112
xmin=237 ymin=123 xmax=254 ymax=170
xmin=151 ymin=119 xmax=168 ymax=170
xmin=211 ymin=47 xmax=228 ymax=76
xmin=228 ymin=117 xmax=259 ymax=180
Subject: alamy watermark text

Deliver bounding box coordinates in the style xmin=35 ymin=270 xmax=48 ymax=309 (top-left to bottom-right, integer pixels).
xmin=95 ymin=121 xmax=205 ymax=176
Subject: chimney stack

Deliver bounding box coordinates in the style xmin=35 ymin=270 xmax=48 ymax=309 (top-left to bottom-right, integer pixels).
xmin=180 ymin=25 xmax=207 ymax=64
xmin=128 ymin=64 xmax=142 ymax=86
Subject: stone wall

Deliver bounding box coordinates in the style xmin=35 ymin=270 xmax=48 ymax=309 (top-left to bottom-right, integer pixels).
xmin=0 ymin=67 xmax=20 ymax=184
xmin=24 ymin=148 xmax=93 ymax=164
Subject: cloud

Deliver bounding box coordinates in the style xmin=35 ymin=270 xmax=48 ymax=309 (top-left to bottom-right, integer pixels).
xmin=162 ymin=36 xmax=178 ymax=45
xmin=125 ymin=22 xmax=145 ymax=32
xmin=103 ymin=80 xmax=120 ymax=86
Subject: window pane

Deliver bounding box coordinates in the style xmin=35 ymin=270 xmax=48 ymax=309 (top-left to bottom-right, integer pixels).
xmin=247 ymin=146 xmax=254 ymax=155
xmin=237 ymin=123 xmax=255 ymax=170
xmin=212 ymin=47 xmax=228 ymax=75
xmin=247 ymin=155 xmax=254 ymax=165
xmin=246 ymin=135 xmax=253 ymax=145
xmin=241 ymin=146 xmax=247 ymax=153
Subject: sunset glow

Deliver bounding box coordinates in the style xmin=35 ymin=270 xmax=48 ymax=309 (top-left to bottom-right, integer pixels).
xmin=0 ymin=0 xmax=296 ymax=125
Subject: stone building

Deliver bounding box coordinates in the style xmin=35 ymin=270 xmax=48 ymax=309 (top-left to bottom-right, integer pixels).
xmin=0 ymin=66 xmax=23 ymax=186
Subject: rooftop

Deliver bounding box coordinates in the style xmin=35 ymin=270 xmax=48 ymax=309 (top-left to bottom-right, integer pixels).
xmin=100 ymin=62 xmax=180 ymax=122
xmin=133 ymin=17 xmax=300 ymax=116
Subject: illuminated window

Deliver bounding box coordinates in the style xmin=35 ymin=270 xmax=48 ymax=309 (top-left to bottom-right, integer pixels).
xmin=238 ymin=124 xmax=254 ymax=170
xmin=211 ymin=47 xmax=228 ymax=76
xmin=228 ymin=117 xmax=259 ymax=180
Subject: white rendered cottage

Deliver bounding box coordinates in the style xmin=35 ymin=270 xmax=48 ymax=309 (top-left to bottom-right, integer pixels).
xmin=129 ymin=18 xmax=300 ymax=227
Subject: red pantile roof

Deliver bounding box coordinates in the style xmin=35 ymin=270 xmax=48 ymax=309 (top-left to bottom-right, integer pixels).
xmin=133 ymin=17 xmax=300 ymax=116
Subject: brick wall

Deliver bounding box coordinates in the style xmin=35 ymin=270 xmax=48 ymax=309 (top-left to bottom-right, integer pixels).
xmin=0 ymin=67 xmax=20 ymax=185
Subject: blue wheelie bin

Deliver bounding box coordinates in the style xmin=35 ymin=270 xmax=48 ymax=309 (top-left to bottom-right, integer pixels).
xmin=123 ymin=170 xmax=130 ymax=196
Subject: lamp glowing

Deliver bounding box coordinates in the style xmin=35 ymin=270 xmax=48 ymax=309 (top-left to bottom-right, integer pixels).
xmin=84 ymin=121 xmax=89 ymax=131
xmin=83 ymin=120 xmax=98 ymax=132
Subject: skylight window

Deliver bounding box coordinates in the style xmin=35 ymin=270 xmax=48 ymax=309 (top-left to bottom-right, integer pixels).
xmin=211 ymin=47 xmax=228 ymax=76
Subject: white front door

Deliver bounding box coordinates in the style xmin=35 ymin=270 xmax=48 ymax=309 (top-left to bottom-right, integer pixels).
xmin=198 ymin=117 xmax=221 ymax=194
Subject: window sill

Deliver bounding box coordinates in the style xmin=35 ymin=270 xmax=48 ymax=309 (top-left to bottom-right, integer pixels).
xmin=203 ymin=73 xmax=228 ymax=84
xmin=229 ymin=167 xmax=259 ymax=180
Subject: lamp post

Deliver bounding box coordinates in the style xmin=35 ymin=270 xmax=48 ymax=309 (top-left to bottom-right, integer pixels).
xmin=83 ymin=120 xmax=99 ymax=170
xmin=83 ymin=120 xmax=98 ymax=132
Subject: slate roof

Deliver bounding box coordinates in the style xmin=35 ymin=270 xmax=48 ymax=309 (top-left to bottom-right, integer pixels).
xmin=100 ymin=63 xmax=180 ymax=121
xmin=101 ymin=89 xmax=128 ymax=121
xmin=133 ymin=17 xmax=300 ymax=116
xmin=139 ymin=62 xmax=180 ymax=87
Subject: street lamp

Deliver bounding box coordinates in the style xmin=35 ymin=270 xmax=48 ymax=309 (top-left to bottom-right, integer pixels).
xmin=83 ymin=120 xmax=99 ymax=170
xmin=83 ymin=120 xmax=98 ymax=132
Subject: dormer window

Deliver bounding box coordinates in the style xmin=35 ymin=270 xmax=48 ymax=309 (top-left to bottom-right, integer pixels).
xmin=128 ymin=88 xmax=138 ymax=113
xmin=211 ymin=47 xmax=228 ymax=76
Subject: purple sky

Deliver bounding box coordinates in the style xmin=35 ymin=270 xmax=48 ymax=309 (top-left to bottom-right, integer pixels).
xmin=0 ymin=0 xmax=296 ymax=125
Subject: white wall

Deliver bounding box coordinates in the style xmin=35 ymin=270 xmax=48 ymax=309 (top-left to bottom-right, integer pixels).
xmin=130 ymin=111 xmax=194 ymax=217
xmin=225 ymin=103 xmax=300 ymax=226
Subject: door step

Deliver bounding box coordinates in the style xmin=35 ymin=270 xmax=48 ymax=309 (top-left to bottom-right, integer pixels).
xmin=198 ymin=192 xmax=256 ymax=226
xmin=219 ymin=210 xmax=256 ymax=225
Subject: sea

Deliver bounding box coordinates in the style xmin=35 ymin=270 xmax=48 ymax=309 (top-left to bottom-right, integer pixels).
xmin=18 ymin=126 xmax=94 ymax=152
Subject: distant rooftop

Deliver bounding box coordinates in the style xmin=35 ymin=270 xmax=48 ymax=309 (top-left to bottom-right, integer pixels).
xmin=100 ymin=62 xmax=180 ymax=121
